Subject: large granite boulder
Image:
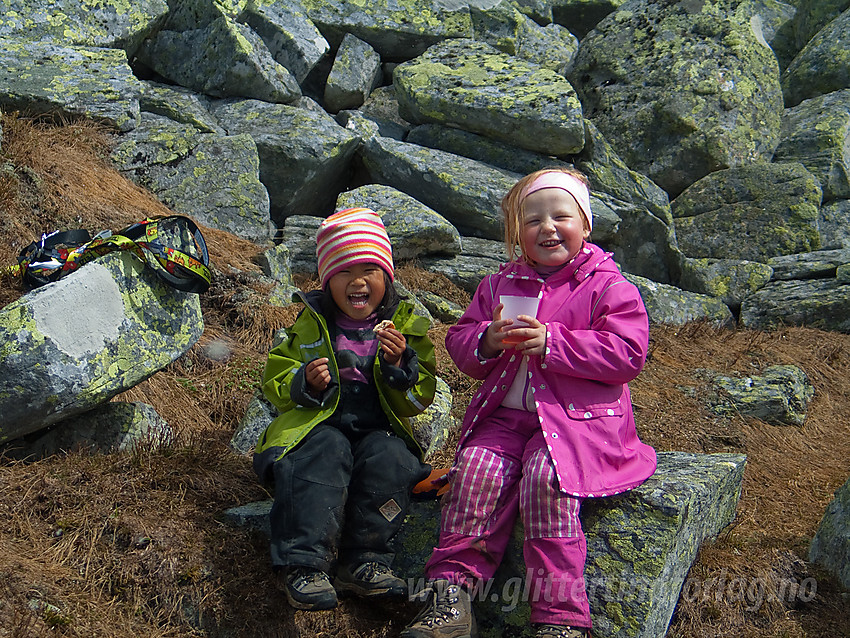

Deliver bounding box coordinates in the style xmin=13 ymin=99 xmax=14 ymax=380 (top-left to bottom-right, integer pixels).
xmin=739 ymin=278 xmax=850 ymax=332
xmin=671 ymin=162 xmax=822 ymax=261
xmin=135 ymin=16 xmax=301 ymax=104
xmin=781 ymin=7 xmax=850 ymax=107
xmin=359 ymin=136 xmax=518 ymax=240
xmin=0 ymin=0 xmax=168 ymax=55
xmin=0 ymin=251 xmax=203 ymax=443
xmin=394 ymin=39 xmax=584 ymax=157
xmin=111 ymin=113 xmax=273 ymax=244
xmin=625 ymin=273 xmax=735 ymax=328
xmin=323 ymin=33 xmax=383 ymax=113
xmin=809 ymin=475 xmax=850 ymax=591
xmin=678 ymin=257 xmax=774 ymax=309
xmin=567 ymin=0 xmax=784 ymax=197
xmin=0 ymin=38 xmax=141 ymax=132
xmin=773 ymin=89 xmax=850 ymax=204
xmin=210 ymin=98 xmax=360 ymax=226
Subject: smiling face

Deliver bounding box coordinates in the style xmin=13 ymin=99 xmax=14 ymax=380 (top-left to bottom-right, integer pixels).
xmin=521 ymin=187 xmax=590 ymax=267
xmin=327 ymin=262 xmax=387 ymax=320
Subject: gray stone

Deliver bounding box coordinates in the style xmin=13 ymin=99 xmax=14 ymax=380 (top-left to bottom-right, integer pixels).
xmin=0 ymin=251 xmax=203 ymax=443
xmin=357 ymin=85 xmax=413 ymax=134
xmin=112 ymin=113 xmax=273 ymax=244
xmin=0 ymin=39 xmax=141 ymax=132
xmin=704 ymin=365 xmax=814 ymax=427
xmin=417 ymin=290 xmax=466 ymax=324
xmin=359 ymin=136 xmax=518 ymax=240
xmin=211 ymin=98 xmax=360 ymax=226
xmin=0 ymin=0 xmax=168 ymax=55
xmin=299 ymin=0 xmax=473 ymax=59
xmin=678 ymin=257 xmax=774 ymax=309
xmin=568 ymin=0 xmax=783 ymax=197
xmin=550 ymin=0 xmax=629 ymax=39
xmin=767 ymin=248 xmax=850 ymax=280
xmin=818 ymin=199 xmax=850 ymax=249
xmin=135 ymin=16 xmax=301 ymax=104
xmin=323 ymin=33 xmax=382 ymax=113
xmin=231 ymin=391 xmax=278 ymax=455
xmin=336 ymin=184 xmax=463 ymax=259
xmin=280 ymin=215 xmax=323 ymax=276
xmin=773 ymin=89 xmax=850 ymax=203
xmin=810 ymin=474 xmax=850 ymax=591
xmin=745 ymin=1 xmax=798 ymax=70
xmin=240 ymin=0 xmax=330 ymax=83
xmin=140 ymin=81 xmax=226 ymax=134
xmin=739 ymin=278 xmax=850 ymax=332
xmin=394 ymin=39 xmax=584 ymax=157
xmin=3 ymin=402 xmax=173 ymax=459
xmin=781 ymin=8 xmax=850 ymax=107
xmin=162 ymin=0 xmax=246 ymax=31
xmin=672 ymin=162 xmax=822 ymax=262
xmin=625 ymin=273 xmax=735 ymax=328
xmin=418 ymin=253 xmax=506 ymax=296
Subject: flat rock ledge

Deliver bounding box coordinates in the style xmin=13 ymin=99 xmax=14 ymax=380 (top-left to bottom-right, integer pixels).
xmin=225 ymin=451 xmax=746 ymax=638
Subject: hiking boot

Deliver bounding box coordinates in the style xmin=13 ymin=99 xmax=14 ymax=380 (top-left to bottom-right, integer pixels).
xmin=400 ymin=580 xmax=477 ymax=638
xmin=280 ymin=566 xmax=338 ymax=610
xmin=335 ymin=561 xmax=407 ymax=597
xmin=534 ymin=624 xmax=589 ymax=638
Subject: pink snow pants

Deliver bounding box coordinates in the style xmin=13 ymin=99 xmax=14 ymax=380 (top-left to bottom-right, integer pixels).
xmin=425 ymin=406 xmax=591 ymax=628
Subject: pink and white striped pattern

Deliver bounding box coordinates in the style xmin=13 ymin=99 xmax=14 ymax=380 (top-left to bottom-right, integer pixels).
xmin=520 ymin=448 xmax=581 ymax=539
xmin=316 ymin=207 xmax=394 ymax=287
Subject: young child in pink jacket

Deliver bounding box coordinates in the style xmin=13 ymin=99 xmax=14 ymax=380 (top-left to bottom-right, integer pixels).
xmin=401 ymin=168 xmax=657 ymax=638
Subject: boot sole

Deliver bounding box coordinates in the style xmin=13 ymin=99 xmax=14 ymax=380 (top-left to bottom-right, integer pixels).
xmin=334 ymin=580 xmax=406 ymax=598
xmin=284 ymin=589 xmax=338 ymax=611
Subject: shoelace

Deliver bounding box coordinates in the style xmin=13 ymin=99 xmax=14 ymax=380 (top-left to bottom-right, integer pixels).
xmin=536 ymin=625 xmax=586 ymax=638
xmin=354 ymin=562 xmax=390 ymax=582
xmin=289 ymin=568 xmax=328 ymax=589
xmin=415 ymin=584 xmax=462 ymax=627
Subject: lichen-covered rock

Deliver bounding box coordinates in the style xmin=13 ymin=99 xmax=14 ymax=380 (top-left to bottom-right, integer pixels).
xmin=567 ymin=0 xmax=783 ymax=197
xmin=280 ymin=215 xmax=323 ymax=275
xmin=470 ymin=1 xmax=578 ymax=74
xmin=550 ymin=0 xmax=629 ymax=39
xmin=299 ymin=0 xmax=472 ymax=58
xmin=135 ymin=16 xmax=301 ymax=104
xmin=240 ymin=0 xmax=329 ymax=83
xmin=625 ymin=273 xmax=735 ymax=328
xmin=0 ymin=0 xmax=168 ymax=55
xmin=819 ymin=199 xmax=850 ymax=249
xmin=773 ymin=89 xmax=850 ymax=203
xmin=163 ymin=0 xmax=246 ymax=31
xmin=392 ymin=452 xmax=747 ymax=638
xmin=211 ymin=98 xmax=360 ymax=225
xmin=767 ymin=247 xmax=850 ymax=280
xmin=140 ymin=81 xmax=225 ymax=134
xmin=323 ymin=33 xmax=382 ymax=113
xmin=0 ymin=38 xmax=141 ymax=131
xmin=744 ymin=0 xmax=798 ymax=70
xmin=0 ymin=251 xmax=203 ymax=443
xmin=739 ymin=278 xmax=850 ymax=331
xmin=671 ymin=162 xmax=822 ymax=261
xmin=704 ymin=365 xmax=814 ymax=426
xmin=112 ymin=113 xmax=273 ymax=244
xmin=359 ymin=136 xmax=519 ymax=240
xmin=418 ymin=252 xmax=506 ymax=295
xmin=336 ymin=183 xmax=463 ymax=259
xmin=678 ymin=257 xmax=773 ymax=308
xmin=358 ymin=84 xmax=413 ymax=133
xmin=809 ymin=474 xmax=850 ymax=590
xmin=417 ymin=290 xmax=466 ymax=323
xmin=394 ymin=39 xmax=584 ymax=157
xmin=782 ymin=7 xmax=850 ymax=107
xmin=3 ymin=402 xmax=174 ymax=460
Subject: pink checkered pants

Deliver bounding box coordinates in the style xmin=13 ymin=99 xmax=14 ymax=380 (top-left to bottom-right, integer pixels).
xmin=425 ymin=406 xmax=591 ymax=627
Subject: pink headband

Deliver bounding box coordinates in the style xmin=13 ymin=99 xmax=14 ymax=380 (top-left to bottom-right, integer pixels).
xmin=519 ymin=171 xmax=592 ymax=232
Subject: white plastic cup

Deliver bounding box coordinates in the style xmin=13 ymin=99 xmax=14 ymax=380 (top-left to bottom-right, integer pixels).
xmin=499 ymin=295 xmax=540 ymax=344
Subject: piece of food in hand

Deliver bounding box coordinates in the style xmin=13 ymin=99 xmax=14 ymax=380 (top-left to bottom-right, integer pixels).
xmin=376 ymin=319 xmax=395 ymax=331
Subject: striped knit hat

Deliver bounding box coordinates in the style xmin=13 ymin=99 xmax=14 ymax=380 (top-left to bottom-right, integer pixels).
xmin=316 ymin=207 xmax=394 ymax=288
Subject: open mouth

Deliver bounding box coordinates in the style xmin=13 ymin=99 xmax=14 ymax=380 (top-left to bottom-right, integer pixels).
xmin=540 ymin=240 xmax=563 ymax=248
xmin=348 ymin=292 xmax=370 ymax=308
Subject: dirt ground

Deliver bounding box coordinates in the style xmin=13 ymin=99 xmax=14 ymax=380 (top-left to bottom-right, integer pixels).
xmin=1 ymin=114 xmax=849 ymax=638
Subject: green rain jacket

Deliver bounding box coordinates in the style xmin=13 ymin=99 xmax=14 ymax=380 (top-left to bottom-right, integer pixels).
xmin=253 ymin=290 xmax=437 ymax=474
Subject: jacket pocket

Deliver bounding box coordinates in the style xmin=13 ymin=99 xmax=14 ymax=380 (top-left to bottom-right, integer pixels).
xmin=565 ymin=397 xmax=624 ymax=420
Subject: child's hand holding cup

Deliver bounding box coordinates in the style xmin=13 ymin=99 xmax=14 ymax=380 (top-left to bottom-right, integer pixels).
xmin=499 ymin=295 xmax=541 ymax=345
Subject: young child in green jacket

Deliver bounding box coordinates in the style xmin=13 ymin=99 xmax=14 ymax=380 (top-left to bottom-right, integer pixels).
xmin=253 ymin=208 xmax=436 ymax=611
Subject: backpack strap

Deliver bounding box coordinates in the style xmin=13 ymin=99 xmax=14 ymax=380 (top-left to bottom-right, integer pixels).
xmin=16 ymin=228 xmax=94 ymax=288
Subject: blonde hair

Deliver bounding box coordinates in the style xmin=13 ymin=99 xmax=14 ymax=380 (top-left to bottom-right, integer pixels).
xmin=501 ymin=166 xmax=591 ymax=264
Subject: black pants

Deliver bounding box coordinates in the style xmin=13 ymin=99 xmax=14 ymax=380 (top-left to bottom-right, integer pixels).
xmin=269 ymin=425 xmax=430 ymax=573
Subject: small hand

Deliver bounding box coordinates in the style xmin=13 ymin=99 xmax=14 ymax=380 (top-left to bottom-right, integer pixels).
xmin=377 ymin=326 xmax=407 ymax=366
xmin=507 ymin=316 xmax=547 ymax=357
xmin=479 ymin=303 xmax=514 ymax=359
xmin=305 ymin=357 xmax=331 ymax=393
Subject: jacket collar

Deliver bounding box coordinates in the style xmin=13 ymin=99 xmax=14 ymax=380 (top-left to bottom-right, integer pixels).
xmin=502 ymin=242 xmax=614 ymax=284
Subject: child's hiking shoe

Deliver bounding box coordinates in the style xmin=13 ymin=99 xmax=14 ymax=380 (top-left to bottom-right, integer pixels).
xmin=534 ymin=624 xmax=589 ymax=638
xmin=334 ymin=561 xmax=407 ymax=597
xmin=400 ymin=580 xmax=477 ymax=638
xmin=280 ymin=566 xmax=338 ymax=610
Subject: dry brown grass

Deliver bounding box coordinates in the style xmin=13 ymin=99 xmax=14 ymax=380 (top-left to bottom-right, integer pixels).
xmin=1 ymin=113 xmax=848 ymax=637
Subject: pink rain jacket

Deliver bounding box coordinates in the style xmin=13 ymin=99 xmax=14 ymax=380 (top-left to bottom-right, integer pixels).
xmin=446 ymin=243 xmax=657 ymax=497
